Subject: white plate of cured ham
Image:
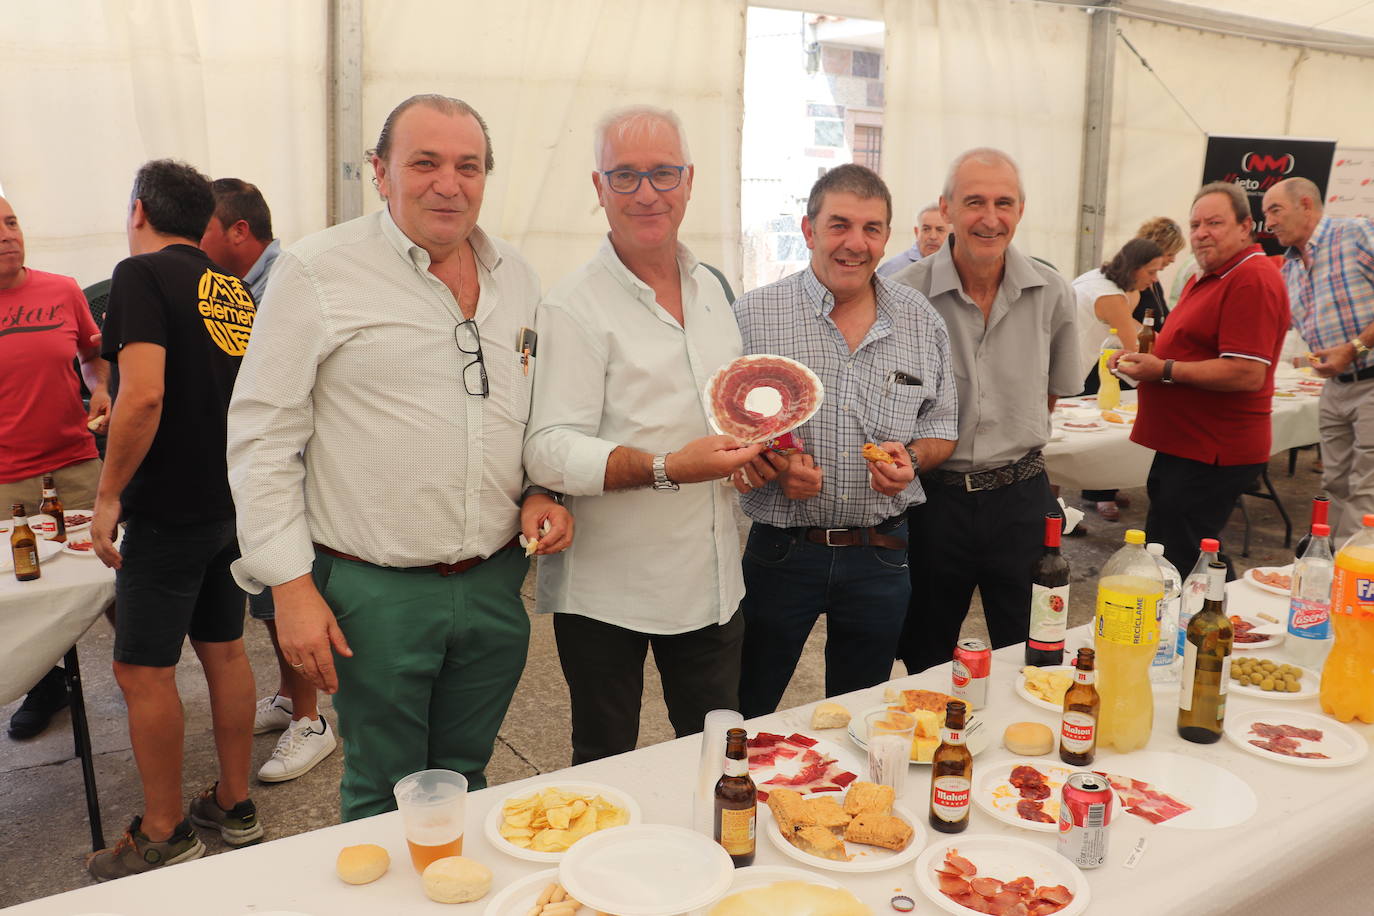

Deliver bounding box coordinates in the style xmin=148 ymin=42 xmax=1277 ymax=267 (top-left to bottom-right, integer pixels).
xmin=915 ymin=835 xmax=1088 ymax=916
xmin=1054 ymin=418 xmax=1109 ymax=433
xmin=1090 ymin=751 xmax=1257 ymax=829
xmin=1243 ymin=565 xmax=1294 ymax=597
xmin=1223 ymin=708 xmax=1369 ymax=768
xmin=974 ymin=761 xmax=1076 ymax=833
xmin=703 ymin=354 xmax=824 ymax=444
xmin=746 ymin=731 xmax=862 ymax=801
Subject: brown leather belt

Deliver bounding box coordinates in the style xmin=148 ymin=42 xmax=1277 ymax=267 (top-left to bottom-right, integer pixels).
xmin=313 ymin=536 xmax=520 ymax=576
xmin=787 ymin=518 xmax=907 ymax=550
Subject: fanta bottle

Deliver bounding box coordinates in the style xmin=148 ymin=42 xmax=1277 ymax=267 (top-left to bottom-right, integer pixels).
xmin=1097 ymin=329 xmax=1123 ymax=410
xmin=1094 ymin=529 xmax=1163 ymax=751
xmin=1321 ymin=514 xmax=1374 ymax=723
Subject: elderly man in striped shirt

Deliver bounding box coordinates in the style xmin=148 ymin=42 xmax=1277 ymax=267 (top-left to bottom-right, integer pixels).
xmin=731 ymin=164 xmax=959 ymax=716
xmin=1264 ymin=177 xmax=1374 ymax=541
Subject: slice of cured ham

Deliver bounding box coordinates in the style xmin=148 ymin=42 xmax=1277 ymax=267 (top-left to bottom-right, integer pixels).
xmin=935 ymin=850 xmax=1073 ymax=915
xmin=747 ymin=731 xmax=856 ymax=801
xmin=705 ymin=354 xmax=824 ymax=443
xmin=1093 ymin=771 xmax=1192 ymax=825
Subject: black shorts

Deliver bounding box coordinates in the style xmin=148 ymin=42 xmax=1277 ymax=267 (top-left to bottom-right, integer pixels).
xmin=113 ymin=515 xmax=246 ymax=667
xmin=247 ymin=588 xmax=275 ymax=621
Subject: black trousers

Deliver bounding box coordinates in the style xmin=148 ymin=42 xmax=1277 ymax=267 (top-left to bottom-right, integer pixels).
xmin=1145 ymin=451 xmax=1264 ymax=579
xmin=897 ymin=471 xmax=1059 ymax=674
xmin=554 ymin=610 xmax=744 ymax=765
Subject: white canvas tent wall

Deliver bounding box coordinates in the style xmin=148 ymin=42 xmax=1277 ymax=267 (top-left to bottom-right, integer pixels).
xmin=2 ymin=0 xmax=1372 ymax=292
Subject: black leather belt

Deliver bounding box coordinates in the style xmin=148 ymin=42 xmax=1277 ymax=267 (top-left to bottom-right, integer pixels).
xmin=783 ymin=516 xmax=907 ymax=549
xmin=314 ymin=537 xmax=519 ymax=576
xmin=1334 ymin=365 xmax=1374 ymax=384
xmin=927 ymin=451 xmax=1045 ymax=493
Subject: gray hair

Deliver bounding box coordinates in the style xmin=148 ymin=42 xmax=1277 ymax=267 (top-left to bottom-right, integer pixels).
xmin=943 ymin=147 xmax=1024 ymax=203
xmin=593 ymin=105 xmax=692 ymax=168
xmin=916 ymin=202 xmax=941 ymax=223
xmin=1194 ymin=181 xmax=1251 ymax=224
xmin=1277 ymin=176 xmax=1324 ymax=212
xmin=369 ymin=94 xmax=494 ymax=174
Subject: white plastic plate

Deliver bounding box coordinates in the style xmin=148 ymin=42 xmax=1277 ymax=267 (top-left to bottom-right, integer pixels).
xmin=688 ymin=864 xmax=843 ymax=916
xmin=483 ymin=780 xmax=641 ymax=863
xmin=1013 ymin=665 xmax=1074 ymax=713
xmin=761 ymin=790 xmax=927 ymax=874
xmin=1224 ymin=707 xmax=1368 ymax=768
xmin=558 ymin=824 xmax=734 ymax=916
xmin=0 ymin=536 xmax=62 ymax=572
xmin=848 ymin=706 xmax=990 ymax=766
xmin=973 ymin=759 xmax=1077 ymax=833
xmin=914 ymin=833 xmax=1090 ymax=916
xmin=1243 ymin=565 xmax=1294 ymax=597
xmin=703 ymin=354 xmax=824 ymax=443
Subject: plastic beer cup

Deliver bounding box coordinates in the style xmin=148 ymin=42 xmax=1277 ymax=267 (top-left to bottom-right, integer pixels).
xmin=394 ymin=768 xmax=467 ymax=872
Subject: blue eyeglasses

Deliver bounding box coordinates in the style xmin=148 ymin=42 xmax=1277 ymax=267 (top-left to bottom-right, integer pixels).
xmin=601 ymin=165 xmax=686 ymax=194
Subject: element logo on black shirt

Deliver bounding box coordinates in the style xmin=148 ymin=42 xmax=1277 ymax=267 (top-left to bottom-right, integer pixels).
xmin=197 ymin=268 xmax=255 ymax=356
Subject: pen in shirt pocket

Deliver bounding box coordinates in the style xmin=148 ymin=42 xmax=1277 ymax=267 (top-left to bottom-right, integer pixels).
xmin=516 ymin=327 xmax=537 ymax=376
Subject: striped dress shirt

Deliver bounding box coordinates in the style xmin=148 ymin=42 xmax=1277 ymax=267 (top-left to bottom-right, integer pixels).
xmin=1284 ymin=216 xmax=1374 ymax=371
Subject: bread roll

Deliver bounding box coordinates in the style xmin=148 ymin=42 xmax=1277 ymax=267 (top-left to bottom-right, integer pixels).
xmin=335 ymin=843 xmax=389 ymax=885
xmin=709 ymin=880 xmax=870 ymax=915
xmin=810 ymin=701 xmax=851 ymax=729
xmin=1003 ymin=721 xmax=1055 ymax=756
xmin=421 ymin=856 xmax=492 ymax=904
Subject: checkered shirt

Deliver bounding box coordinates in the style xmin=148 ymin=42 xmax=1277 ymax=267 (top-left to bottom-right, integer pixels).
xmin=732 ymin=268 xmax=959 ymax=528
xmin=1283 ymin=216 xmax=1374 ymax=370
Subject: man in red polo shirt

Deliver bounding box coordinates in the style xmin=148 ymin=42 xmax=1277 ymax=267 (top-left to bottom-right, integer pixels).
xmin=1113 ymin=182 xmax=1288 ymax=576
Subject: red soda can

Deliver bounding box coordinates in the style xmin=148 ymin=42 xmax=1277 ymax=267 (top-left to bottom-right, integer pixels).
xmin=1057 ymin=772 xmax=1112 ymax=868
xmin=951 ymin=639 xmax=991 ymax=710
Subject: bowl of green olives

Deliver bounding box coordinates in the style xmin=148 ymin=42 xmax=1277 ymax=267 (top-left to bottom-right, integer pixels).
xmin=1228 ymin=657 xmax=1318 ymax=700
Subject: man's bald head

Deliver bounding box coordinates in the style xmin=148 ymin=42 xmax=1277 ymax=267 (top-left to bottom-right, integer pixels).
xmin=0 ymin=197 xmax=26 ymax=289
xmin=1261 ymin=176 xmax=1323 ymax=250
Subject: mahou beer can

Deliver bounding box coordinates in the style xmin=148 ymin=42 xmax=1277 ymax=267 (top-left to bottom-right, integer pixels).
xmin=951 ymin=639 xmax=991 ymax=710
xmin=1057 ymin=772 xmax=1113 ymax=868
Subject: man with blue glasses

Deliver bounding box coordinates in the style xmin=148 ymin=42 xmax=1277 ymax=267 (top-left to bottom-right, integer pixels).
xmin=524 ymin=106 xmax=762 ymax=764
xmin=227 ymin=94 xmax=571 ymax=820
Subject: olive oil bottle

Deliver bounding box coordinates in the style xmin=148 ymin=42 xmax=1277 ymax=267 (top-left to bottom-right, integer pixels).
xmin=1178 ymin=562 xmax=1233 ymax=743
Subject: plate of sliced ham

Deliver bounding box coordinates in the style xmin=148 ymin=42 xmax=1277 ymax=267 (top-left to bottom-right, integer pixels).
xmin=915 ymin=835 xmax=1088 ymax=916
xmin=1089 ymin=751 xmax=1257 ymax=829
xmin=704 ymin=354 xmax=824 ymax=444
xmin=746 ymin=732 xmax=863 ymax=801
xmin=1224 ymin=708 xmax=1369 ymax=768
xmin=975 ymin=761 xmax=1076 ymax=833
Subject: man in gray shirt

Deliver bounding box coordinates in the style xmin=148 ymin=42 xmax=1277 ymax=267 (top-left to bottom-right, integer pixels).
xmin=891 ymin=148 xmax=1079 ymax=674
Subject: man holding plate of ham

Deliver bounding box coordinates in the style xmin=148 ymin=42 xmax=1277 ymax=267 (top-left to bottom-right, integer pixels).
xmin=730 ymin=163 xmax=959 ymax=717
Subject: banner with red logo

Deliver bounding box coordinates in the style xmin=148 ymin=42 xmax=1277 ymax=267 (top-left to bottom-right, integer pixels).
xmin=1326 ymin=148 xmax=1374 ymax=220
xmin=1201 ymin=135 xmax=1336 ymax=255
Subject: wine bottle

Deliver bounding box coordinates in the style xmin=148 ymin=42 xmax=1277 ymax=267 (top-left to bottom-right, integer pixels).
xmin=1177 ymin=562 xmax=1233 ymax=744
xmin=1293 ymin=496 xmax=1330 ymax=558
xmin=1027 ymin=513 xmax=1070 ymax=666
xmin=713 ymin=727 xmax=756 ymax=866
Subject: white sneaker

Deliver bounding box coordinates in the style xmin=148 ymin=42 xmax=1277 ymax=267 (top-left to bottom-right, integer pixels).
xmin=253 ymin=694 xmax=293 ymax=735
xmin=257 ymin=716 xmax=337 ymax=783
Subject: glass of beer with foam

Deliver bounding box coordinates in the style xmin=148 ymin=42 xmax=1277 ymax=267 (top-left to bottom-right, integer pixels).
xmin=394 ymin=768 xmax=467 ymax=872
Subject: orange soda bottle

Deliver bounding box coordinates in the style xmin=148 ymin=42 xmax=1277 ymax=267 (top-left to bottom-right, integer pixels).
xmin=1322 ymin=513 xmax=1374 ymax=723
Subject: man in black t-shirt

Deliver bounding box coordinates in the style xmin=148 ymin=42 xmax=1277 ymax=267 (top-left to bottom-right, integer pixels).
xmin=87 ymin=160 xmax=264 ymax=881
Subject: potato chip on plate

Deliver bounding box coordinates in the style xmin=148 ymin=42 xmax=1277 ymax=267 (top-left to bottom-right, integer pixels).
xmin=484 ymin=781 xmax=639 ymax=862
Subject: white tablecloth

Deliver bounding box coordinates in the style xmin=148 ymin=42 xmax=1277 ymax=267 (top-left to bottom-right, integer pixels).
xmin=1043 ymin=389 xmax=1321 ymax=492
xmin=0 ymin=545 xmax=113 ymax=705
xmin=12 ymin=576 xmax=1370 ymax=915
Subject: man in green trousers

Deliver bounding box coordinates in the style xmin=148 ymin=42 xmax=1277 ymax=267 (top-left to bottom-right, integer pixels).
xmin=227 ymin=94 xmax=572 ymax=820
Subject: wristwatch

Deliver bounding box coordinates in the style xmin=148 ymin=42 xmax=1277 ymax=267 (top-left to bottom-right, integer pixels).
xmin=520 ymin=485 xmax=564 ymax=505
xmin=1161 ymin=359 xmax=1177 ymax=385
xmin=652 ymin=453 xmax=679 ymax=491
xmin=904 ymin=444 xmax=921 ymax=475
xmin=1351 ymin=337 xmax=1370 ymax=359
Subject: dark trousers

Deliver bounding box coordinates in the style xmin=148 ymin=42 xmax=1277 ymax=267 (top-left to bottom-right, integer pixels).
xmin=898 ymin=472 xmax=1058 ymax=674
xmin=737 ymin=521 xmax=911 ymax=719
xmin=554 ymin=611 xmax=744 ymax=765
xmin=1145 ymin=451 xmax=1264 ymax=579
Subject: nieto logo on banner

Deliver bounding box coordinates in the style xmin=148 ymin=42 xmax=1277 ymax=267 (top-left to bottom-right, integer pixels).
xmin=1201 ymin=134 xmax=1336 ymax=254
xmin=1241 ymin=152 xmax=1296 ymax=174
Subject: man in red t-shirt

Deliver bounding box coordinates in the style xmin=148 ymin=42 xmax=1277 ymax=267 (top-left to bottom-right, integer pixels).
xmin=0 ymin=195 xmax=111 ymax=739
xmin=1114 ymin=182 xmax=1289 ymax=576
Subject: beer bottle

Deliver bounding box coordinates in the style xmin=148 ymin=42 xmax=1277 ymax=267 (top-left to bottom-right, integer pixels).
xmin=1060 ymin=648 xmax=1101 ymax=765
xmin=11 ymin=504 xmax=41 ymax=582
xmin=929 ymin=700 xmax=972 ymax=834
xmin=1026 ymin=512 xmax=1070 ymax=666
xmin=713 ymin=727 xmax=756 ymax=867
xmin=1137 ymin=308 xmax=1157 ymax=355
xmin=1178 ymin=562 xmax=1233 ymax=744
xmin=38 ymin=475 xmax=67 ymax=543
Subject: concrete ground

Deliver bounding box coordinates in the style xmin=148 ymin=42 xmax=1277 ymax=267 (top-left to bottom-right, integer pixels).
xmin=0 ymin=449 xmax=1318 ymax=908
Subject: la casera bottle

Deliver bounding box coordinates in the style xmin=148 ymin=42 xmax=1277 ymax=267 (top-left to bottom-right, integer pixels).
xmin=1178 ymin=562 xmax=1233 ymax=743
xmin=1027 ymin=512 xmax=1070 ymax=666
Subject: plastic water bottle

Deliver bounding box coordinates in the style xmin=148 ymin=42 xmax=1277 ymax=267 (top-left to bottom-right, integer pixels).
xmin=1287 ymin=523 xmax=1334 ymax=669
xmin=1178 ymin=538 xmax=1221 ymax=658
xmin=1147 ymin=543 xmax=1181 ymax=682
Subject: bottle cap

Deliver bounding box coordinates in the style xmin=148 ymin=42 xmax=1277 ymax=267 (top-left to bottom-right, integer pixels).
xmin=1313 ymin=523 xmax=1331 ymax=537
xmin=1124 ymin=529 xmax=1146 ymax=545
xmin=1201 ymin=538 xmax=1220 ymax=551
xmin=1146 ymin=542 xmax=1163 ymax=556
xmin=1109 ymin=327 xmax=1118 ymax=334
xmin=1364 ymin=514 xmax=1374 ymax=527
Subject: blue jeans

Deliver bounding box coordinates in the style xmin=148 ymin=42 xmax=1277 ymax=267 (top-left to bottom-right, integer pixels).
xmin=738 ymin=520 xmax=910 ymax=718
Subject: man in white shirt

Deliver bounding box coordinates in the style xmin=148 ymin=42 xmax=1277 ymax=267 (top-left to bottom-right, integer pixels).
xmin=227 ymin=95 xmax=571 ymax=820
xmin=523 ymin=106 xmax=762 ymax=764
